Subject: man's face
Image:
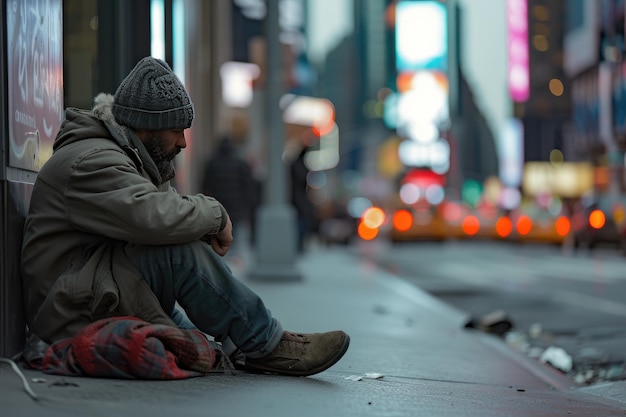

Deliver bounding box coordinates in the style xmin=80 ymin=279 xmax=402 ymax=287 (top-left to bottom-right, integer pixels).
xmin=137 ymin=129 xmax=186 ymax=174
xmin=134 ymin=129 xmax=187 ymax=179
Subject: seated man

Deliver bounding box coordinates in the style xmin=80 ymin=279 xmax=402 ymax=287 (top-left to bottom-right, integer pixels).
xmin=21 ymin=56 xmax=349 ymax=377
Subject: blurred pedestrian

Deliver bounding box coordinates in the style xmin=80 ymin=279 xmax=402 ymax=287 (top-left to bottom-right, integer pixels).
xmin=288 ymin=142 xmax=318 ymax=253
xmin=202 ymin=133 xmax=255 ymax=263
xmin=21 ymin=56 xmax=349 ymax=376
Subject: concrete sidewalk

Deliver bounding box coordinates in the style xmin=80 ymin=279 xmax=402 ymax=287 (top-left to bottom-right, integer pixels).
xmin=2 ymin=245 xmax=626 ymax=417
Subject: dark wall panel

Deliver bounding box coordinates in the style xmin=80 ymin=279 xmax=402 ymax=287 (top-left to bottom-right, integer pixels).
xmin=1 ymin=180 xmax=32 ymax=358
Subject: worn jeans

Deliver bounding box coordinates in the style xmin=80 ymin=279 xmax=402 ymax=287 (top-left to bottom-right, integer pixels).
xmin=124 ymin=240 xmax=283 ymax=359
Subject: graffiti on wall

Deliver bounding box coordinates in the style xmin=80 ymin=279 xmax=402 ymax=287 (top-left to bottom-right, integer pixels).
xmin=7 ymin=0 xmax=63 ymax=172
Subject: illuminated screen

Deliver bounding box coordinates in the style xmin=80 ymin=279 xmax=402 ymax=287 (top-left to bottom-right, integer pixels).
xmin=395 ymin=1 xmax=448 ymax=72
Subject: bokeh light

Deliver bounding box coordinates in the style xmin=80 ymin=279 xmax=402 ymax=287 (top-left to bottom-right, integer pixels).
xmin=358 ymin=222 xmax=379 ymax=240
xmin=555 ymin=216 xmax=570 ymax=237
xmin=496 ymin=217 xmax=513 ymax=237
xmin=425 ymin=184 xmax=445 ymax=205
xmin=399 ymin=183 xmax=421 ymax=205
xmin=549 ymin=149 xmax=563 ymax=165
xmin=462 ymin=215 xmax=480 ymax=236
xmin=462 ymin=180 xmax=482 ymax=208
xmin=361 ymin=207 xmax=386 ymax=229
xmin=549 ymin=78 xmax=564 ymax=97
xmin=516 ymin=215 xmax=533 ymax=235
xmin=393 ymin=209 xmax=413 ymax=232
xmin=589 ymin=209 xmax=606 ymax=229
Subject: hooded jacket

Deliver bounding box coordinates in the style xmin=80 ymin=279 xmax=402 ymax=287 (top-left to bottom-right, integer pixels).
xmin=21 ymin=94 xmax=227 ymax=343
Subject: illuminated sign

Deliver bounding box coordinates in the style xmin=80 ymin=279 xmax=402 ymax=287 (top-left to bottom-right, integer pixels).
xmin=507 ymin=0 xmax=529 ymax=102
xmin=523 ymin=162 xmax=594 ymax=197
xmin=395 ymin=1 xmax=448 ymax=72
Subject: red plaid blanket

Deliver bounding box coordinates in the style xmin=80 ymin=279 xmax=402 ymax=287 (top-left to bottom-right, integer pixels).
xmin=32 ymin=316 xmax=220 ymax=379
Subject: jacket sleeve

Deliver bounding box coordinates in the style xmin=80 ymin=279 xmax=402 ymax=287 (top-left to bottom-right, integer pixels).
xmin=63 ymin=147 xmax=226 ymax=245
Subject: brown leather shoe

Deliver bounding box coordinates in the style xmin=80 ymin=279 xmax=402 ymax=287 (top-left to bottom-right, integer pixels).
xmin=243 ymin=330 xmax=350 ymax=376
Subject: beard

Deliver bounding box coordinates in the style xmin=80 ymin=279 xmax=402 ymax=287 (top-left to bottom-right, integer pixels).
xmin=143 ymin=133 xmax=180 ymax=181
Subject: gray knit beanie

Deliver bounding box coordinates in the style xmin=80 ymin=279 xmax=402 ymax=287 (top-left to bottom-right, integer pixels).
xmin=112 ymin=57 xmax=194 ymax=130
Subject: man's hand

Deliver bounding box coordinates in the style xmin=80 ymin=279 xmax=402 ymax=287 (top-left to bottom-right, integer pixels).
xmin=210 ymin=214 xmax=233 ymax=256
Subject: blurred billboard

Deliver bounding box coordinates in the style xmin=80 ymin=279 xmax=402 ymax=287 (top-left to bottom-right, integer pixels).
xmin=7 ymin=0 xmax=64 ymax=172
xmin=391 ymin=0 xmax=450 ymax=175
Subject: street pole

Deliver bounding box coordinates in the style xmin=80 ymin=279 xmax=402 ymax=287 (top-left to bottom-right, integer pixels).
xmin=248 ymin=0 xmax=301 ymax=282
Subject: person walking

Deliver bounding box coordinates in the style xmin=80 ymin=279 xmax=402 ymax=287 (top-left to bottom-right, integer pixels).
xmin=202 ymin=134 xmax=255 ymax=264
xmin=20 ymin=56 xmax=349 ymax=377
xmin=289 ymin=144 xmax=318 ymax=253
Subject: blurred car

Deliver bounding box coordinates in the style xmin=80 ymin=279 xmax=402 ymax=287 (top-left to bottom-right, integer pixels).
xmin=389 ymin=203 xmax=449 ymax=242
xmin=570 ymin=198 xmax=626 ymax=254
xmin=388 ymin=200 xmax=503 ymax=242
xmin=464 ymin=203 xmax=504 ymax=241
xmin=508 ymin=206 xmax=570 ymax=245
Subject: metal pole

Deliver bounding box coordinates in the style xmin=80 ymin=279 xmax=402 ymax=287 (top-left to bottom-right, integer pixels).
xmin=248 ymin=0 xmax=301 ymax=281
xmin=266 ymin=0 xmax=284 ymax=205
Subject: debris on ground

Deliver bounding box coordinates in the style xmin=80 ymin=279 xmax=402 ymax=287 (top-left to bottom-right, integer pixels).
xmin=464 ymin=309 xmax=514 ymax=337
xmin=540 ymin=346 xmax=573 ymax=372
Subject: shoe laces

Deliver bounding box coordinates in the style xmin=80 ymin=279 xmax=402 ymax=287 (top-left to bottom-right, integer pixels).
xmin=276 ymin=332 xmax=310 ymax=355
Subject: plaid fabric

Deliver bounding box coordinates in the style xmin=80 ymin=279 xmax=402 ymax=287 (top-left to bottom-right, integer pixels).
xmin=36 ymin=316 xmax=220 ymax=379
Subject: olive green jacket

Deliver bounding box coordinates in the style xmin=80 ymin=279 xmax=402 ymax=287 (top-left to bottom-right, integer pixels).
xmin=21 ymin=94 xmax=226 ymax=343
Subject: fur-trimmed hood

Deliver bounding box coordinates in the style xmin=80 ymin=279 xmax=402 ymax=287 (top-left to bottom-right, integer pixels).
xmin=92 ymin=93 xmax=117 ymax=125
xmin=53 ymin=93 xmax=131 ymax=153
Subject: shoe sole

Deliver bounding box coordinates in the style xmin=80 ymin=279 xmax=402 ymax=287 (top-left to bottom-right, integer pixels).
xmin=244 ymin=334 xmax=351 ymax=377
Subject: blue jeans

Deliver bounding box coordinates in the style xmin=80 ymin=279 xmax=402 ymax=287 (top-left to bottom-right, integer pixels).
xmin=124 ymin=240 xmax=283 ymax=359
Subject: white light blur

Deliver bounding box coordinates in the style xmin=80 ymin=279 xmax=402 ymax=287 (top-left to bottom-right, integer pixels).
xmin=399 ymin=183 xmax=421 ymax=205
xmin=281 ymin=94 xmax=335 ymax=128
xmin=429 ymin=140 xmax=450 ymax=174
xmin=397 ymin=87 xmax=447 ymax=130
xmin=150 ymin=0 xmax=165 ymax=60
xmin=220 ymin=61 xmax=260 ymax=108
xmin=347 ymin=197 xmax=372 ymax=219
xmin=425 ymin=184 xmax=445 ymax=205
xmin=304 ymin=124 xmax=340 ymax=171
xmin=398 ymin=138 xmax=449 ymax=173
xmin=407 ymin=121 xmax=438 ymax=144
xmin=500 ymin=186 xmax=521 ymax=210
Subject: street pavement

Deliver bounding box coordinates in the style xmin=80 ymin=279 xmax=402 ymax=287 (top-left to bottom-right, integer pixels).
xmin=2 ymin=243 xmax=626 ymax=417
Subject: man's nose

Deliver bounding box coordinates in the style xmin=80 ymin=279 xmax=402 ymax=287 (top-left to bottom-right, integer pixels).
xmin=178 ymin=132 xmax=187 ymax=149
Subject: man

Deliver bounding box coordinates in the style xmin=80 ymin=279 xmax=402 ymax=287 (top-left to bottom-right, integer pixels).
xmin=21 ymin=56 xmax=349 ymax=377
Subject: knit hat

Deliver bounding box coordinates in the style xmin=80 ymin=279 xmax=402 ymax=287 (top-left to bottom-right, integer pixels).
xmin=112 ymin=57 xmax=194 ymax=130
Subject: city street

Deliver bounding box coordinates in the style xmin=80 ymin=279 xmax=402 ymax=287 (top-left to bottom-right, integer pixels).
xmin=361 ymin=238 xmax=626 ymax=385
